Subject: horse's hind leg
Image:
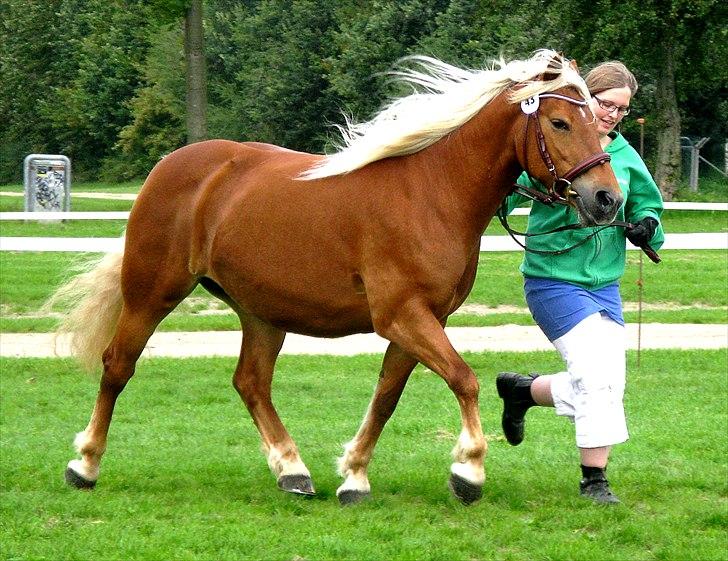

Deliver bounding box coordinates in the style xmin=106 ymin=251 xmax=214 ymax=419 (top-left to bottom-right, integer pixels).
xmin=232 ymin=317 xmax=314 ymax=496
xmin=337 ymin=343 xmax=417 ymax=505
xmin=65 ymin=304 xmax=177 ymax=488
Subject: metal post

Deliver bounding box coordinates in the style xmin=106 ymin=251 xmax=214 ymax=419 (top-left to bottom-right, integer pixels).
xmin=638 ymin=117 xmax=644 ymax=158
xmin=635 ymin=118 xmax=646 ymax=367
xmin=689 ymin=137 xmax=710 ymax=192
xmin=690 ymin=145 xmax=699 ymax=191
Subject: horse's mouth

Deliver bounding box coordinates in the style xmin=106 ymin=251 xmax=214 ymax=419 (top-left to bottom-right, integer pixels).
xmin=571 ymin=193 xmax=616 ymax=226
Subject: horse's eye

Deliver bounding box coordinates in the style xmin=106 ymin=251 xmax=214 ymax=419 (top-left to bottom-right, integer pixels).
xmin=551 ymin=119 xmax=570 ymax=131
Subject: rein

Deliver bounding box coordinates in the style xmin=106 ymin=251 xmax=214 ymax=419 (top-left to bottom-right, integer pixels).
xmin=496 ymin=204 xmax=660 ymax=263
xmin=497 ymin=92 xmax=661 ymax=263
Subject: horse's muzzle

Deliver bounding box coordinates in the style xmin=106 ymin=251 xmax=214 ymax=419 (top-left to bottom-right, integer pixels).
xmin=572 ymin=187 xmax=623 ymax=226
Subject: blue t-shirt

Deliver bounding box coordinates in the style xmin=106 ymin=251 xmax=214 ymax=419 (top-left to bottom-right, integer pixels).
xmin=524 ymin=277 xmax=624 ymax=341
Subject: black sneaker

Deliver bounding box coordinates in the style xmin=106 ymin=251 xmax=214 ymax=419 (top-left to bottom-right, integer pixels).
xmin=496 ymin=372 xmax=538 ymax=446
xmin=580 ymin=474 xmax=621 ymax=504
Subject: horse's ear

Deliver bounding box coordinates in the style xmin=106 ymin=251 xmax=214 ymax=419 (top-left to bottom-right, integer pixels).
xmin=540 ymin=52 xmax=567 ymax=83
xmin=569 ymin=59 xmax=579 ymax=72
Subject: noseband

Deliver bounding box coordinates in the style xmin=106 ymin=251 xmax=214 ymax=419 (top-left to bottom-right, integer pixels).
xmin=516 ymin=93 xmax=611 ymax=205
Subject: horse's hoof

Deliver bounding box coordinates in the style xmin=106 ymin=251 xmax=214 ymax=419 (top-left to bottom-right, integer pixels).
xmin=448 ymin=473 xmax=482 ymax=505
xmin=337 ymin=489 xmax=370 ymax=506
xmin=277 ymin=474 xmax=316 ymax=497
xmin=65 ymin=466 xmax=96 ymax=490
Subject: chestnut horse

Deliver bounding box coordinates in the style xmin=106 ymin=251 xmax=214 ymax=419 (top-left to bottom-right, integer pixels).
xmin=55 ymin=50 xmax=621 ymax=505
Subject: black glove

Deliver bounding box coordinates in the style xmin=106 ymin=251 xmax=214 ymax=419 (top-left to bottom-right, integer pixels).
xmin=626 ymin=217 xmax=659 ymax=246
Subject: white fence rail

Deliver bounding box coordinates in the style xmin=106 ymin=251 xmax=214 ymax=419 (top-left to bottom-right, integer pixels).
xmin=1 ymin=201 xmax=726 ymax=222
xmin=1 ymin=201 xmax=726 ymax=252
xmin=1 ymin=233 xmax=726 ymax=253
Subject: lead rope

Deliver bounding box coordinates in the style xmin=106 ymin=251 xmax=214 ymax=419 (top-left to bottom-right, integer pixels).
xmin=496 ymin=204 xmax=611 ymax=256
xmin=496 ymin=200 xmax=661 ymax=263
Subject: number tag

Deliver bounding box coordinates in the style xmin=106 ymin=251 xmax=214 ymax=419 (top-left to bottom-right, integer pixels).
xmin=520 ymin=96 xmax=540 ymax=114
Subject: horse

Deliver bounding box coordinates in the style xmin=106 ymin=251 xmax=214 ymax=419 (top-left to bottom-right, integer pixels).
xmin=53 ymin=50 xmax=622 ymax=505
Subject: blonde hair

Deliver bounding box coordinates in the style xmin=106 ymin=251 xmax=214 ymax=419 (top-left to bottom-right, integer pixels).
xmin=585 ymin=61 xmax=638 ymax=96
xmin=300 ymin=49 xmax=589 ymax=179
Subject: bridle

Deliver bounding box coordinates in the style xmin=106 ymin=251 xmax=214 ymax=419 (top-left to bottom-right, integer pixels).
xmin=515 ymin=92 xmax=611 ymax=204
xmin=497 ymin=92 xmax=661 ymax=263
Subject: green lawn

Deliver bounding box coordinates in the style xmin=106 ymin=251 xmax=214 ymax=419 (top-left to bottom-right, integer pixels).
xmin=1 ymin=350 xmax=725 ymax=561
xmin=0 ymin=181 xmax=143 ymax=194
xmin=1 ymin=250 xmax=726 ymax=333
xmin=1 ymin=179 xmax=726 ymax=560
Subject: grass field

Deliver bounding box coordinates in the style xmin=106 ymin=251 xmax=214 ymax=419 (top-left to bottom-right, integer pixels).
xmin=1 ymin=180 xmax=726 ymax=560
xmin=0 ymin=250 xmax=726 ymax=333
xmin=1 ymin=350 xmax=725 ymax=561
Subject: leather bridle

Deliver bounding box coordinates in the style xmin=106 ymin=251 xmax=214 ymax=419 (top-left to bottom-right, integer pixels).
xmin=497 ymin=92 xmax=661 ymax=263
xmin=516 ymin=92 xmax=611 ymax=205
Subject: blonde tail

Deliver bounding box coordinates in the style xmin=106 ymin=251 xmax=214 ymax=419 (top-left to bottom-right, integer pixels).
xmin=45 ymin=252 xmax=124 ymax=372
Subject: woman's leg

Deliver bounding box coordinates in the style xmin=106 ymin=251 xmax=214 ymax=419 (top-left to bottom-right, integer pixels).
xmin=498 ymin=312 xmax=627 ymax=503
xmin=531 ymin=376 xmax=612 ymax=468
xmin=550 ymin=312 xmax=628 ymax=450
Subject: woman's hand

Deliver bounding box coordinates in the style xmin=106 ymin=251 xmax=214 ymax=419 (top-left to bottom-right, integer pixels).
xmin=626 ymin=217 xmax=658 ymax=246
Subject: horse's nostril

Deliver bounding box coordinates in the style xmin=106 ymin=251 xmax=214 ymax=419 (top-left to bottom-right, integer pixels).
xmin=595 ymin=190 xmax=616 ymax=209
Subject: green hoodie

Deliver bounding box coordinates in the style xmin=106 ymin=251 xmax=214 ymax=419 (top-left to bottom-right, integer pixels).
xmin=504 ymin=132 xmax=664 ymax=290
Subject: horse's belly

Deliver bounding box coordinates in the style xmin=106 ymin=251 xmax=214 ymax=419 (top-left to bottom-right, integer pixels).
xmin=231 ymin=284 xmax=374 ymax=337
xmin=209 ymin=244 xmax=373 ymax=337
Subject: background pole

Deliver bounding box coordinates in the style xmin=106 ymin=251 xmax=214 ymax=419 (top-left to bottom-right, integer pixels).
xmin=636 ymin=117 xmax=646 ymax=367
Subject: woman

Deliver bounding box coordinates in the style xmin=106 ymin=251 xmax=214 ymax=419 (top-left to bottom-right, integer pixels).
xmin=497 ymin=61 xmax=665 ymax=504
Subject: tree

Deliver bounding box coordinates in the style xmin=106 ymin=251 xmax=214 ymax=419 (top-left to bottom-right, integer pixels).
xmin=205 ymin=0 xmax=340 ymax=151
xmin=326 ymin=0 xmax=450 ymax=123
xmin=546 ymin=0 xmax=726 ymax=200
xmin=0 ymin=0 xmax=156 ymax=180
xmin=185 ymin=0 xmax=208 ymax=143
xmin=416 ymin=0 xmax=555 ymax=66
xmin=1 ymin=0 xmax=723 ymax=184
xmin=0 ymin=0 xmax=83 ymax=181
xmin=114 ymin=24 xmax=187 ymax=178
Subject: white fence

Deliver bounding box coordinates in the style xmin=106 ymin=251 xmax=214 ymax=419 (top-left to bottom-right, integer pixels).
xmin=1 ymin=201 xmax=726 ymax=222
xmin=1 ymin=233 xmax=725 ymax=252
xmin=0 ymin=202 xmax=726 ymax=252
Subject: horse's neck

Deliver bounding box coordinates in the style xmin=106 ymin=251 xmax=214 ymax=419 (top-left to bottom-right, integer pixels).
xmin=412 ymin=99 xmax=522 ymax=240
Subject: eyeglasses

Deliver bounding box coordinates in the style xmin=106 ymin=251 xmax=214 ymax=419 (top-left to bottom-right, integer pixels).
xmin=594 ymin=96 xmax=630 ymax=116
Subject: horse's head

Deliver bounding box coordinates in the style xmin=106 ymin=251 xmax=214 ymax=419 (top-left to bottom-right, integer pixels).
xmin=512 ymin=63 xmax=623 ymax=226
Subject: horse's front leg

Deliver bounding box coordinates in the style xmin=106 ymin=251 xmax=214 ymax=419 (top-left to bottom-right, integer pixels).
xmin=377 ymin=303 xmax=487 ymax=505
xmin=337 ymin=342 xmax=417 ymax=505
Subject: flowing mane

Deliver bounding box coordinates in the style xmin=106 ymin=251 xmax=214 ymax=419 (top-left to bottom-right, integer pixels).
xmin=300 ymin=49 xmax=589 ymax=180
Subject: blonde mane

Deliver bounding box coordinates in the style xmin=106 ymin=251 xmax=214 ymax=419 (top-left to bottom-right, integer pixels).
xmin=300 ymin=49 xmax=589 ymax=180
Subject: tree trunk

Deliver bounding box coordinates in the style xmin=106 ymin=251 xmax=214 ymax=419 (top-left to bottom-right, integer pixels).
xmin=184 ymin=0 xmax=207 ymax=144
xmin=653 ymin=38 xmax=681 ymax=201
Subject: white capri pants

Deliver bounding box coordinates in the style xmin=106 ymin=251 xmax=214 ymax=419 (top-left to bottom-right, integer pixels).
xmin=550 ymin=312 xmax=628 ymax=448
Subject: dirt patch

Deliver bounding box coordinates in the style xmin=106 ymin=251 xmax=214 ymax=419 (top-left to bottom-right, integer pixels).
xmin=3 ymin=301 xmax=725 ymax=320
xmin=453 ymin=302 xmax=726 ymax=315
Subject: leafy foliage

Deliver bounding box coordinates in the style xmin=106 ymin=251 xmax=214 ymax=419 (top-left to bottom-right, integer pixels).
xmin=0 ymin=0 xmax=725 ymax=186
xmin=206 ymin=0 xmax=340 ymax=150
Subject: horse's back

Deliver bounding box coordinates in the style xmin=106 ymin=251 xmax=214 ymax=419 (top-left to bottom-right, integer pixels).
xmin=128 ymin=139 xmax=316 ymax=236
xmin=120 ymin=141 xmax=303 ymax=288
xmin=138 ymin=140 xmax=310 ymax=198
